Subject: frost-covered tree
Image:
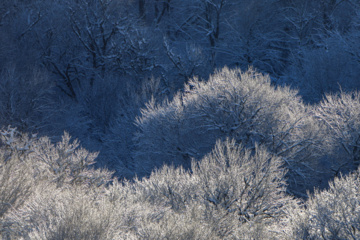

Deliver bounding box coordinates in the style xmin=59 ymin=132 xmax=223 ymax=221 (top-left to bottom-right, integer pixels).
xmin=135 ymin=67 xmax=323 ymax=193
xmin=127 ymin=139 xmax=294 ymax=239
xmin=192 ymin=139 xmax=290 ymax=224
xmin=314 ymin=91 xmax=360 ymax=174
xmin=285 ymin=167 xmax=360 ymax=239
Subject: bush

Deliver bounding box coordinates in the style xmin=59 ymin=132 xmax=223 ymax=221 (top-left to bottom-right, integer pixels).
xmin=0 ymin=127 xmax=114 ymax=238
xmin=29 ymin=132 xmax=113 ymax=188
xmin=5 ymin=184 xmax=123 ymax=240
xmin=0 ymin=127 xmax=37 ymax=225
xmin=0 ymin=138 xmax=33 ymax=220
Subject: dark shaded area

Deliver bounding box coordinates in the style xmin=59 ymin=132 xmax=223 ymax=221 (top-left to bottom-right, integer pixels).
xmin=1 ymin=0 xmax=360 ymax=190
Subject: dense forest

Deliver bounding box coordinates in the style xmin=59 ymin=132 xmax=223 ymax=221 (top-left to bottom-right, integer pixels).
xmin=1 ymin=0 xmax=360 ymax=239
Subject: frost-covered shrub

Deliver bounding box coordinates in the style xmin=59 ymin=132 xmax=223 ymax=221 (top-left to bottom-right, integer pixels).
xmin=0 ymin=127 xmax=36 ymax=226
xmin=0 ymin=148 xmax=33 ymax=221
xmin=0 ymin=127 xmax=114 ymax=238
xmin=5 ymin=184 xmax=123 ymax=240
xmin=29 ymin=132 xmax=113 ymax=188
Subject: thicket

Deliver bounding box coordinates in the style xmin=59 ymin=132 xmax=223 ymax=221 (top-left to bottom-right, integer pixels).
xmin=2 ymin=70 xmax=360 ymax=238
xmin=2 ymin=0 xmax=360 ymax=238
xmin=1 ymin=119 xmax=360 ymax=239
xmin=0 ymin=128 xmax=294 ymax=239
